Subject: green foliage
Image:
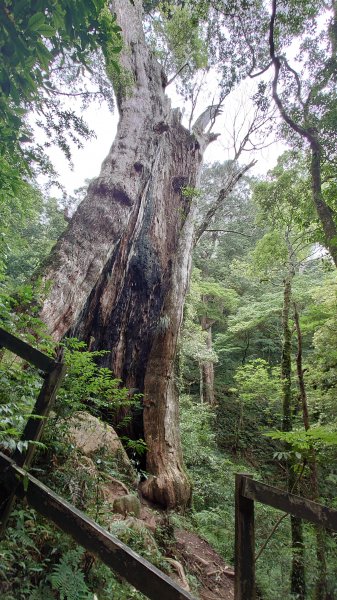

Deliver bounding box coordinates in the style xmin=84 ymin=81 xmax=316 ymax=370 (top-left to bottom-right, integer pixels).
xmin=233 ymin=358 xmax=281 ymax=406
xmin=146 ymin=1 xmax=208 ymax=80
xmin=252 ymin=231 xmax=289 ymax=273
xmin=253 ymin=152 xmax=316 ymax=234
xmin=49 ymin=548 xmax=91 ymax=600
xmin=57 ymin=338 xmax=132 ymax=419
xmin=266 ymin=426 xmax=337 ymax=460
xmin=0 ymin=182 xmax=67 ymax=285
xmin=180 ymin=394 xmax=247 ymax=556
xmin=0 ymin=0 xmax=122 ymax=174
xmin=109 ymin=520 xmax=167 ymax=572
xmin=0 ymin=287 xmax=54 ymax=451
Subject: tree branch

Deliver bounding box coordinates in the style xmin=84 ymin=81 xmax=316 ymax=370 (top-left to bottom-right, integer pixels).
xmin=194 ymin=159 xmax=256 ymax=244
xmin=204 ymin=229 xmax=253 ymax=237
xmin=166 ymin=62 xmax=190 ymax=87
xmin=269 ymin=0 xmax=313 ymax=144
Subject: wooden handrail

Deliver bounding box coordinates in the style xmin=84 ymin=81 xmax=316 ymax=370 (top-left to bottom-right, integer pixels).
xmin=234 ymin=473 xmax=337 ymax=600
xmin=242 ymin=477 xmax=337 ymax=531
xmin=0 ymin=453 xmax=196 ymax=600
xmin=0 ymin=327 xmax=57 ymax=373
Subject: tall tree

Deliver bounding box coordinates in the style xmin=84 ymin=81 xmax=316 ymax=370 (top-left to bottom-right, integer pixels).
xmin=38 ymin=0 xmax=230 ymax=508
xmin=240 ymin=0 xmax=337 ymax=264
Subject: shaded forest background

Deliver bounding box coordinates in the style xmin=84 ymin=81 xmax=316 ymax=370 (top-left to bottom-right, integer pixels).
xmin=0 ymin=0 xmax=337 ymax=598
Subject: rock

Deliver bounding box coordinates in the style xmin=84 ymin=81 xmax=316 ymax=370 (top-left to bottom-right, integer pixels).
xmin=65 ymin=411 xmax=134 ymax=475
xmin=139 ymin=505 xmax=159 ymax=533
xmin=113 ymin=494 xmax=141 ymax=517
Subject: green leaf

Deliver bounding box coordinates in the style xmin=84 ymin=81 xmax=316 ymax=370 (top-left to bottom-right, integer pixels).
xmin=35 ymin=24 xmax=56 ymax=38
xmin=27 ymin=13 xmax=45 ymax=32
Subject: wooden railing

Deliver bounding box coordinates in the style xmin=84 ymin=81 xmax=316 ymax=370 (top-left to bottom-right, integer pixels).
xmin=0 ymin=327 xmax=196 ymax=600
xmin=234 ymin=473 xmax=337 ymax=600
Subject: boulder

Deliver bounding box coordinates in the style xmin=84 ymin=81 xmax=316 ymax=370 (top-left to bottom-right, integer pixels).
xmin=65 ymin=411 xmax=134 ymax=475
xmin=113 ymin=494 xmax=141 ymax=517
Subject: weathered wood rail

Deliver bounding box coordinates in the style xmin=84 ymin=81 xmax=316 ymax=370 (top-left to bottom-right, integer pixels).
xmin=0 ymin=326 xmax=66 ymax=531
xmin=234 ymin=473 xmax=337 ymax=599
xmin=0 ymin=327 xmax=196 ymax=600
xmin=0 ymin=452 xmax=195 ymax=600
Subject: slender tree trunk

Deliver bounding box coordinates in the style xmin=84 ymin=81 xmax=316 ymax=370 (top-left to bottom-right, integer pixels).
xmin=39 ymin=0 xmax=218 ymax=508
xmin=200 ymin=317 xmax=215 ymax=405
xmin=310 ymin=140 xmax=337 ymax=267
xmin=269 ymin=1 xmax=337 ymax=268
xmin=293 ymin=303 xmax=327 ymax=600
xmin=281 ymin=274 xmax=306 ymax=599
xmin=281 ymin=275 xmax=293 ymax=435
xmin=290 ymin=513 xmax=306 ymax=600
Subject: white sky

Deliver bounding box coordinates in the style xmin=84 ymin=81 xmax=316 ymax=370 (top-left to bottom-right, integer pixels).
xmin=43 ymin=77 xmax=286 ymax=199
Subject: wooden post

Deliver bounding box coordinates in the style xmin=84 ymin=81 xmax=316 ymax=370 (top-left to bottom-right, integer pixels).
xmin=13 ymin=362 xmax=65 ymax=468
xmin=235 ymin=473 xmax=255 ymax=600
xmin=0 ymin=361 xmax=65 ymax=535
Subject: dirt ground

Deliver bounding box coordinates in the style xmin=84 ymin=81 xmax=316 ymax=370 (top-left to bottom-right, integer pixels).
xmin=173 ymin=529 xmax=235 ymax=600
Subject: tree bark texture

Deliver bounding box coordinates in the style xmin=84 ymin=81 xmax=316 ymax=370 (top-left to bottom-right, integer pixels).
xmin=39 ymin=0 xmax=217 ymax=508
xmin=310 ymin=140 xmax=337 ymax=268
xmin=281 ymin=274 xmax=293 ymax=434
xmin=290 ymin=514 xmax=306 ymax=600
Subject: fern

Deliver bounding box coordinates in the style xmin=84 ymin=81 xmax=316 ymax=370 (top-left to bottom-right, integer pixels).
xmin=30 ymin=585 xmax=55 ymax=600
xmin=49 ymin=548 xmax=91 ymax=600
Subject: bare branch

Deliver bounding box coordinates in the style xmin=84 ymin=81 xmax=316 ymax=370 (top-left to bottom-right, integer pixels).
xmin=194 ymin=160 xmax=257 ymax=244
xmin=204 ymin=229 xmax=254 ymax=237
xmin=269 ymin=0 xmax=314 ymax=144
xmin=166 ymin=62 xmax=190 ymax=87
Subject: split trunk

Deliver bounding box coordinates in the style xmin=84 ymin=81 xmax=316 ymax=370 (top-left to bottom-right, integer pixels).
xmin=39 ymin=0 xmax=217 ymax=508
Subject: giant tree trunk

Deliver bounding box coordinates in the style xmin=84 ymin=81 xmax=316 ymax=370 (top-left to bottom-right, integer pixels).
xmin=39 ymin=0 xmax=217 ymax=508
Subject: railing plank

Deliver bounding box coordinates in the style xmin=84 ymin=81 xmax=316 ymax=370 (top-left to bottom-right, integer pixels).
xmin=0 ymin=453 xmax=196 ymax=600
xmin=242 ymin=477 xmax=337 ymax=531
xmin=0 ymin=327 xmax=56 ymax=373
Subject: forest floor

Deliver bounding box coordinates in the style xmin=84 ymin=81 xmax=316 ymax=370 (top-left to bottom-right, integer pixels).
xmin=174 ymin=529 xmax=234 ymax=600
xmin=59 ymin=411 xmax=236 ymax=598
xmin=138 ymin=492 xmax=235 ymax=599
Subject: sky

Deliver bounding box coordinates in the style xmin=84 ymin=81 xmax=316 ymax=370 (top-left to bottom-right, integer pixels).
xmin=43 ymin=76 xmax=286 ymax=199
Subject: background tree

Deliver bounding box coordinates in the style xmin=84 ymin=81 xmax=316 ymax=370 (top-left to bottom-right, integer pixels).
xmin=239 ymin=0 xmax=337 ymax=265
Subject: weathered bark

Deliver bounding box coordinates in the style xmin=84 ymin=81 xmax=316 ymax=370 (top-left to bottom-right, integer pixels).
xmin=310 ymin=140 xmax=337 ymax=267
xmin=199 ymin=317 xmax=215 ymax=405
xmin=290 ymin=514 xmax=306 ymax=600
xmin=39 ymin=0 xmax=218 ymax=508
